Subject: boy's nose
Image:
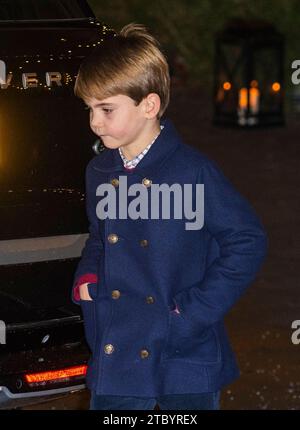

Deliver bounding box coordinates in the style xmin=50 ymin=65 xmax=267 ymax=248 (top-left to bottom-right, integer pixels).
xmin=90 ymin=111 xmax=104 ymax=128
xmin=90 ymin=117 xmax=104 ymax=131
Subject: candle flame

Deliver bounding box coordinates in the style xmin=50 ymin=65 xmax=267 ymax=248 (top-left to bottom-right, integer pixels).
xmin=272 ymin=82 xmax=280 ymax=92
xmin=223 ymin=81 xmax=231 ymax=91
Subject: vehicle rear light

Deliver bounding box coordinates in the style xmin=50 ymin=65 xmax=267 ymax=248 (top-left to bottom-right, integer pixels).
xmin=24 ymin=365 xmax=87 ymax=385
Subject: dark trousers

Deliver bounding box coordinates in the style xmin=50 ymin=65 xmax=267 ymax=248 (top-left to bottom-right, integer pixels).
xmin=90 ymin=391 xmax=221 ymax=410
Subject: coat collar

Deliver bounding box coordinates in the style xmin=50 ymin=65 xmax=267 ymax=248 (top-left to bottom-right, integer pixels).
xmin=92 ymin=118 xmax=181 ymax=179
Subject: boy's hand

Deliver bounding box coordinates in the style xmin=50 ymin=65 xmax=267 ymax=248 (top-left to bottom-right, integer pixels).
xmin=79 ymin=282 xmax=93 ymax=301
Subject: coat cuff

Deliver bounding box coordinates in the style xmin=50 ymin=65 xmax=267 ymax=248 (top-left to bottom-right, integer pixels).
xmin=73 ymin=273 xmax=98 ymax=301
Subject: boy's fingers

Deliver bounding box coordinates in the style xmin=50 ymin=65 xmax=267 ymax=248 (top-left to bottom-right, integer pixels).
xmin=79 ymin=283 xmax=93 ymax=301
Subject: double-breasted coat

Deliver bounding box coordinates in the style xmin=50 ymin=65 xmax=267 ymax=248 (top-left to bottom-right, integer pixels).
xmin=72 ymin=118 xmax=268 ymax=396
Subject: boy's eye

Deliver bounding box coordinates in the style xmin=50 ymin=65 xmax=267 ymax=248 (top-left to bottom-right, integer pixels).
xmin=83 ymin=106 xmax=113 ymax=114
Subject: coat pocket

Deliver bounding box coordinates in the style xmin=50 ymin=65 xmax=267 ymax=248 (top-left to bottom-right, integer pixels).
xmin=87 ymin=282 xmax=98 ymax=300
xmin=80 ymin=299 xmax=96 ymax=353
xmin=161 ymin=311 xmax=221 ymax=365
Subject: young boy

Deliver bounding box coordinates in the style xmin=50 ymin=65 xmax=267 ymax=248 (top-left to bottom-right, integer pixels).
xmin=72 ymin=23 xmax=268 ymax=410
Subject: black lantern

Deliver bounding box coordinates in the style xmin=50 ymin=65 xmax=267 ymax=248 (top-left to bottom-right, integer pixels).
xmin=213 ymin=19 xmax=285 ymax=127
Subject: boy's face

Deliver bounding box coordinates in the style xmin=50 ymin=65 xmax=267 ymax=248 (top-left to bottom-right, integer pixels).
xmin=84 ymin=94 xmax=154 ymax=150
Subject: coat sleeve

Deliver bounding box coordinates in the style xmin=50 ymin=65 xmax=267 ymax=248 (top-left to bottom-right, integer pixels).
xmin=71 ymin=160 xmax=104 ymax=305
xmin=173 ymin=158 xmax=268 ymax=327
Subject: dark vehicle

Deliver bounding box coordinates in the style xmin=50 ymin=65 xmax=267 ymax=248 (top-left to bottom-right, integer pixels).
xmin=0 ymin=0 xmax=114 ymax=408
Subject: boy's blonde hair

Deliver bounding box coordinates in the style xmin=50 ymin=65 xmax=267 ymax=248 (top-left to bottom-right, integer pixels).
xmin=74 ymin=23 xmax=170 ymax=119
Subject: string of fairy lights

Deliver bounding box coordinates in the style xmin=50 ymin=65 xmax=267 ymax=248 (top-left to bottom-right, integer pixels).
xmin=1 ymin=20 xmax=115 ymax=91
xmin=0 ymin=19 xmax=114 ymax=194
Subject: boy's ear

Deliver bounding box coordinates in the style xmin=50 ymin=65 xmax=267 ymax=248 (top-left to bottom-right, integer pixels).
xmin=143 ymin=93 xmax=161 ymax=119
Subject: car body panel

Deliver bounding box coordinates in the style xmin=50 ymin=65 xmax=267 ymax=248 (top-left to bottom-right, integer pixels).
xmin=0 ymin=0 xmax=115 ymax=408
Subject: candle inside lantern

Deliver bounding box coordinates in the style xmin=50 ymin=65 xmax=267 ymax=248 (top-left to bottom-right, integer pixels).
xmin=238 ymin=83 xmax=260 ymax=125
xmin=239 ymin=87 xmax=248 ymax=109
xmin=249 ymin=86 xmax=260 ymax=115
xmin=238 ymin=87 xmax=248 ymax=126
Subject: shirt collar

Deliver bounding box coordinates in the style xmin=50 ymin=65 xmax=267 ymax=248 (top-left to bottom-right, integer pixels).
xmin=118 ymin=125 xmax=164 ymax=170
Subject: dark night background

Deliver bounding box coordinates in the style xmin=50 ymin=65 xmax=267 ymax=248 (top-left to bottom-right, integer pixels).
xmin=8 ymin=0 xmax=300 ymax=410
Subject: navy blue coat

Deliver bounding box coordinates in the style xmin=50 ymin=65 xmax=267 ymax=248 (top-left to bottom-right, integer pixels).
xmin=72 ymin=118 xmax=268 ymax=396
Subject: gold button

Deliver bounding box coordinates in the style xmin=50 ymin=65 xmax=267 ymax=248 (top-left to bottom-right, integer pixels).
xmin=110 ymin=178 xmax=119 ymax=187
xmin=140 ymin=349 xmax=150 ymax=359
xmin=142 ymin=178 xmax=152 ymax=187
xmin=140 ymin=239 xmax=148 ymax=247
xmin=104 ymin=344 xmax=114 ymax=354
xmin=108 ymin=233 xmax=119 ymax=244
xmin=112 ymin=290 xmax=121 ymax=300
xmin=146 ymin=296 xmax=155 ymax=304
